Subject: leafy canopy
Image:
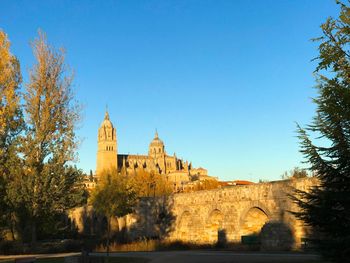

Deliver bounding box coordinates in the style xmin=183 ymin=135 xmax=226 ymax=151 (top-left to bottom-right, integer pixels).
xmin=91 ymin=169 xmax=137 ymax=218
xmin=4 ymin=31 xmax=86 ymax=243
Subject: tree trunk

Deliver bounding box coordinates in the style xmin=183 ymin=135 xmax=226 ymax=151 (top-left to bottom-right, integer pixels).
xmin=10 ymin=213 xmax=16 ymax=241
xmin=107 ymin=216 xmax=110 ymax=256
xmin=31 ymin=220 xmax=37 ymax=248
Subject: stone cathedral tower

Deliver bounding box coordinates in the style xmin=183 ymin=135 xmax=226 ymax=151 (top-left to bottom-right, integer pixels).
xmin=96 ymin=111 xmax=117 ymax=175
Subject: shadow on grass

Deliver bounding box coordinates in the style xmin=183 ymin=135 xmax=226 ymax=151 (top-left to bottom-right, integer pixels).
xmin=94 ymin=239 xmax=266 ymax=253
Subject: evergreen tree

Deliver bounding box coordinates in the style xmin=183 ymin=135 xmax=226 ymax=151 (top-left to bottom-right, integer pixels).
xmin=294 ymin=2 xmax=350 ymax=261
xmin=8 ymin=31 xmax=85 ymax=245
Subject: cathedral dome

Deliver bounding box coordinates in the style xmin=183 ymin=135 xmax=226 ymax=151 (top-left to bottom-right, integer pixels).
xmin=100 ymin=111 xmax=114 ymax=128
xmin=149 ymin=130 xmax=165 ymax=156
xmin=149 ymin=131 xmax=164 ymax=147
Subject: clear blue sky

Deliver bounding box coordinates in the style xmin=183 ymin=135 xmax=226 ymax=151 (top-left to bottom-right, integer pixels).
xmin=0 ymin=0 xmax=340 ymax=182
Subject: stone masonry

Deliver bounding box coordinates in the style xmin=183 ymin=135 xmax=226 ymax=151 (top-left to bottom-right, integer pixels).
xmin=71 ymin=177 xmax=317 ymax=250
xmin=161 ymin=177 xmax=317 ymax=248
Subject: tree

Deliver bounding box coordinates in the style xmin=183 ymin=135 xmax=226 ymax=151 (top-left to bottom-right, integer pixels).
xmin=89 ymin=169 xmax=94 ymax=181
xmin=294 ymin=2 xmax=350 ymax=261
xmin=9 ymin=31 xmax=85 ymax=245
xmin=0 ymin=176 xmax=8 ymax=239
xmin=0 ymin=30 xmax=23 ymax=161
xmin=0 ymin=30 xmax=24 ymax=239
xmin=184 ymin=178 xmax=219 ymax=192
xmin=281 ymin=167 xmax=308 ymax=180
xmin=198 ymin=178 xmax=219 ymax=191
xmin=91 ymin=169 xmax=136 ymax=255
xmin=258 ymin=179 xmax=269 ymax=183
xmin=129 ymin=170 xmax=172 ymax=197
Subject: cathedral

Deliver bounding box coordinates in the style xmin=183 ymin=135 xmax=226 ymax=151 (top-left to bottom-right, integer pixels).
xmin=96 ymin=111 xmax=208 ymax=184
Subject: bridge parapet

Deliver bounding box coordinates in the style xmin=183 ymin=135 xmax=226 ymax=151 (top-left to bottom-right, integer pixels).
xmin=166 ymin=177 xmax=318 ymax=248
xmin=69 ymin=177 xmax=318 ymax=250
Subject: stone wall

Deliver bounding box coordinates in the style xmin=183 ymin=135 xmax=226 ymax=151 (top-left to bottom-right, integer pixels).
xmin=164 ymin=177 xmax=317 ymax=248
xmin=70 ymin=177 xmax=317 ymax=249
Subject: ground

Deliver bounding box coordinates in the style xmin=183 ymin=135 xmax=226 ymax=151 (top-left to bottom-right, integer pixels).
xmin=0 ymin=251 xmax=327 ymax=263
xmin=98 ymin=251 xmax=324 ymax=263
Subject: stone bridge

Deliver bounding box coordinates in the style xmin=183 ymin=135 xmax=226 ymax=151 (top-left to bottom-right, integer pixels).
xmin=71 ymin=178 xmax=317 ymax=250
xmin=133 ymin=177 xmax=317 ymax=249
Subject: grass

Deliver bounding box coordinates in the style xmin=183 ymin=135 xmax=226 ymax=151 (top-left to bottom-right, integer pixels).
xmin=94 ymin=239 xmax=276 ymax=252
xmin=95 ymin=240 xmax=158 ymax=252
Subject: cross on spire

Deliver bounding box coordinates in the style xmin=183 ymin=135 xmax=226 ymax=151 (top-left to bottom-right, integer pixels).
xmin=104 ymin=104 xmax=110 ymax=120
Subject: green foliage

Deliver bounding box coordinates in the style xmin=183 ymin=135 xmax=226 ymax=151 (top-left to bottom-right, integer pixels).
xmin=0 ymin=176 xmax=7 ymax=233
xmin=16 ymin=31 xmax=84 ymax=244
xmin=92 ymin=171 xmax=136 ymax=219
xmin=7 ymin=166 xmax=87 ymax=241
xmin=0 ymin=30 xmax=86 ymax=244
xmin=0 ymin=30 xmax=25 ymax=241
xmin=91 ymin=169 xmax=137 ymax=255
xmin=294 ymin=2 xmax=350 ymax=262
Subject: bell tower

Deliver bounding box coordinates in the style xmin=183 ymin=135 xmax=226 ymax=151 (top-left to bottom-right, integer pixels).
xmin=96 ymin=110 xmax=117 ymax=175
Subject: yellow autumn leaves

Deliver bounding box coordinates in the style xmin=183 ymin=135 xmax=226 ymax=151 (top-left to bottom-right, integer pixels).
xmin=0 ymin=31 xmax=21 ymax=141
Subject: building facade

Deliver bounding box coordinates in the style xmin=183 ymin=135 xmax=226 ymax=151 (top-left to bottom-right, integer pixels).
xmin=96 ymin=111 xmax=118 ymax=175
xmin=96 ymin=111 xmax=209 ymax=187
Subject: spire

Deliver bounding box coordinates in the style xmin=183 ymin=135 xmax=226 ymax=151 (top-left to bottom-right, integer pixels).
xmin=104 ymin=105 xmax=110 ymax=120
xmin=155 ymin=129 xmax=158 ymax=139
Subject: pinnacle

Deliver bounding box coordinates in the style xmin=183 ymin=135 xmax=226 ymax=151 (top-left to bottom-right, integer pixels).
xmin=104 ymin=110 xmax=110 ymax=120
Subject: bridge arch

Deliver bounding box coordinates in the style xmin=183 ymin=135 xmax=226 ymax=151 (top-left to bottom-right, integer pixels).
xmin=240 ymin=203 xmax=271 ymax=236
xmin=177 ymin=210 xmax=192 ymax=241
xmin=206 ymin=209 xmax=224 ymax=243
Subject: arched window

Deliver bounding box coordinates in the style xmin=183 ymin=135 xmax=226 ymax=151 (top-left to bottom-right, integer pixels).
xmin=106 ymin=146 xmax=108 ymax=151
